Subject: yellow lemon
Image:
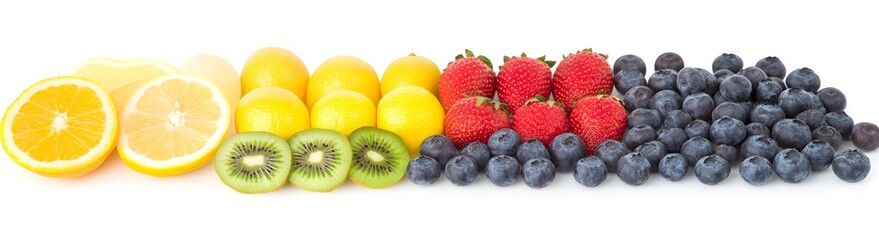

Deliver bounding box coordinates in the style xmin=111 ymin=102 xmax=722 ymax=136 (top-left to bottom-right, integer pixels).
xmin=73 ymin=58 xmax=177 ymax=115
xmin=381 ymin=53 xmax=440 ymax=97
xmin=306 ymin=56 xmax=380 ymax=109
xmin=180 ymin=54 xmax=241 ymax=137
xmin=377 ymin=86 xmax=444 ymax=157
xmin=117 ymin=74 xmax=231 ymax=177
xmin=2 ymin=76 xmax=117 ymax=177
xmin=311 ymin=90 xmax=375 ymax=137
xmin=236 ymin=86 xmax=309 ymax=139
xmin=240 ymin=47 xmax=309 ymax=102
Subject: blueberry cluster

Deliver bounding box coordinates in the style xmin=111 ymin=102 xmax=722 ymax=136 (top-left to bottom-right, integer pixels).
xmin=406 ymin=130 xmax=589 ymax=189
xmin=616 ymin=53 xmax=872 ymax=185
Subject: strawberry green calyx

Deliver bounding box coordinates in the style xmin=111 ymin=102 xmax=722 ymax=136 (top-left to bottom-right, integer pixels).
xmin=474 ymin=96 xmax=510 ymax=114
xmin=523 ymin=94 xmax=565 ymax=109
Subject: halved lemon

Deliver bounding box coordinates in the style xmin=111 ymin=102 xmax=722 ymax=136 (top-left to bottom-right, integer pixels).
xmin=1 ymin=76 xmax=117 ymax=177
xmin=117 ymin=74 xmax=231 ymax=176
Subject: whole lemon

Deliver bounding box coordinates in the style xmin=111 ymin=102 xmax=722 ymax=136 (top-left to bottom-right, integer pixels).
xmin=306 ymin=56 xmax=380 ymax=109
xmin=311 ymin=90 xmax=376 ymax=137
xmin=236 ymin=86 xmax=309 ymax=139
xmin=381 ymin=53 xmax=440 ymax=97
xmin=377 ymin=86 xmax=445 ymax=157
xmin=240 ymin=47 xmax=309 ymax=102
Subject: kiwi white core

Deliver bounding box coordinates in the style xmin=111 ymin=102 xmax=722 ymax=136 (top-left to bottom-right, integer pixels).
xmin=308 ymin=151 xmax=324 ymax=163
xmin=366 ymin=150 xmax=385 ymax=163
xmin=242 ymin=155 xmax=266 ymax=167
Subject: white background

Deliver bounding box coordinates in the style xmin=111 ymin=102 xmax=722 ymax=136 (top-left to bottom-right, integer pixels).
xmin=1 ymin=0 xmax=876 ymax=239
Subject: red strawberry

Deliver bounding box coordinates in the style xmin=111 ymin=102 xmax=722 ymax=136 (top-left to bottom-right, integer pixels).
xmin=552 ymin=49 xmax=613 ymax=112
xmin=444 ymin=97 xmax=512 ymax=148
xmin=512 ymin=96 xmax=569 ymax=147
xmin=438 ymin=49 xmax=496 ymax=110
xmin=497 ymin=54 xmax=555 ymax=113
xmin=570 ymin=95 xmax=627 ymax=154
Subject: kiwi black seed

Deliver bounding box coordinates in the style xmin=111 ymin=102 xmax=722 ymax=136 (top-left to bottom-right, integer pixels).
xmin=347 ymin=126 xmax=411 ymax=188
xmin=288 ymin=128 xmax=353 ymax=192
xmin=214 ymin=132 xmax=293 ymax=194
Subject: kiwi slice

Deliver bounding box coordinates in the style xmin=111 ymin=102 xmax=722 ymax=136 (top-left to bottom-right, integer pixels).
xmin=288 ymin=128 xmax=353 ymax=192
xmin=214 ymin=132 xmax=293 ymax=193
xmin=348 ymin=127 xmax=411 ymax=188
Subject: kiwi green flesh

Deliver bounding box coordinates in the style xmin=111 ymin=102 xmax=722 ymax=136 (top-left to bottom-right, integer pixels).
xmin=288 ymin=128 xmax=352 ymax=192
xmin=348 ymin=127 xmax=410 ymax=188
xmin=214 ymin=132 xmax=293 ymax=194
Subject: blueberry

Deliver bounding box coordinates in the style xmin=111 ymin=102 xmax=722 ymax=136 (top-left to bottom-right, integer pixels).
xmin=756 ymin=79 xmax=784 ymax=103
xmin=445 ymin=155 xmax=478 ymax=186
xmin=628 ymin=108 xmax=663 ymax=129
xmin=812 ymin=126 xmax=844 ymax=150
xmin=657 ymin=128 xmax=688 ymax=153
xmin=719 ymin=74 xmax=753 ymax=102
xmin=817 ymin=87 xmax=846 ymax=113
xmin=685 ymin=119 xmax=711 ymax=139
xmin=852 ymin=122 xmax=879 ymax=151
xmin=772 ymin=119 xmax=813 ymax=150
xmin=617 ymin=152 xmax=651 ymax=186
xmin=739 ymin=156 xmax=773 ymax=186
xmin=635 ymin=141 xmax=667 ymax=172
xmin=461 ymin=142 xmax=491 ymax=171
xmin=488 ymin=128 xmax=520 ymax=157
xmin=740 ymin=135 xmax=781 ymax=161
xmin=594 ymin=140 xmax=630 ymax=173
xmin=712 ymin=53 xmax=744 ymax=73
xmin=786 ymin=68 xmax=821 ymax=93
xmin=682 ymin=93 xmax=715 ymax=121
xmin=697 ymin=68 xmax=719 ymax=96
xmin=750 ymin=104 xmax=785 ymax=127
xmin=710 ymin=117 xmax=747 ymax=146
xmin=516 ymin=139 xmax=551 ymax=165
xmin=773 ymin=149 xmax=811 ymax=183
xmin=613 ymin=54 xmax=647 ymax=76
xmin=623 ymin=126 xmax=657 ymax=150
xmin=614 ymin=68 xmax=647 ymax=94
xmin=794 ymin=109 xmax=826 ymax=131
xmin=756 ymin=56 xmax=786 ymax=79
xmin=485 ymin=155 xmax=520 ymax=187
xmin=676 ymin=67 xmax=708 ymax=97
xmin=712 ymin=102 xmax=747 ymax=123
xmin=825 ymin=111 xmax=854 ymax=139
xmin=655 ymin=52 xmax=685 ymax=72
xmin=738 ymin=67 xmax=768 ymax=92
xmin=681 ymin=137 xmax=714 ymax=166
xmin=406 ymin=155 xmax=442 ymax=186
xmin=778 ymin=88 xmax=814 ymax=118
xmin=420 ymin=134 xmax=460 ymax=167
xmin=574 ymin=156 xmax=607 ymax=187
xmin=663 ymin=110 xmax=693 ymax=129
xmin=650 ymin=90 xmax=683 ymax=117
xmin=735 ymin=101 xmax=753 ymax=116
xmin=832 ymin=149 xmax=871 ymax=183
xmin=659 ymin=153 xmax=688 ymax=181
xmin=806 ymin=92 xmax=825 ymax=113
xmin=549 ymin=133 xmax=586 ymax=173
xmin=648 ymin=69 xmax=678 ymax=92
xmin=746 ymin=123 xmax=771 ymax=137
xmin=624 ymin=86 xmax=654 ymax=112
xmin=695 ymin=155 xmax=731 ymax=185
xmin=802 ymin=140 xmax=835 ymax=171
xmin=714 ymin=144 xmax=738 ymax=165
xmin=522 ymin=158 xmax=555 ymax=189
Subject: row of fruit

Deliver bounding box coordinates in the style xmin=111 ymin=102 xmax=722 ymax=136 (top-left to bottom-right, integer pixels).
xmin=1 ymin=47 xmax=871 ymax=193
xmin=405 ymin=52 xmax=873 ymax=188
